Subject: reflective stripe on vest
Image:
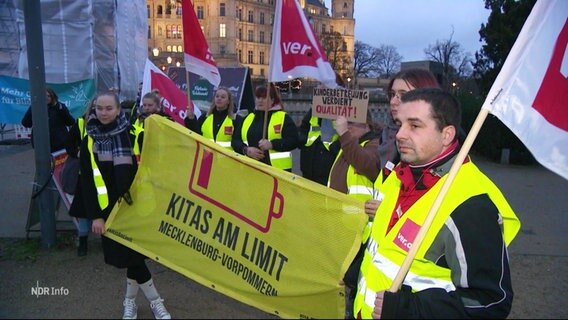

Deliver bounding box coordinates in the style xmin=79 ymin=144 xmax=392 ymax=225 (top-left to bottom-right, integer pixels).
xmin=305 ymin=116 xmax=337 ymax=149
xmin=87 ymin=136 xmax=109 ymax=210
xmin=241 ymin=112 xmax=293 ymax=170
xmin=77 ymin=118 xmax=86 ymax=138
xmin=354 ymin=161 xmax=521 ymax=319
xmin=201 ymin=114 xmax=234 ymax=150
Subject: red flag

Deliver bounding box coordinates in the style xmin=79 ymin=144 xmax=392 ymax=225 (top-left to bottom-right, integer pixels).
xmin=181 ymin=0 xmax=221 ymax=86
xmin=482 ymin=0 xmax=568 ymax=180
xmin=141 ymin=59 xmax=201 ymax=126
xmin=269 ymin=0 xmax=337 ymax=88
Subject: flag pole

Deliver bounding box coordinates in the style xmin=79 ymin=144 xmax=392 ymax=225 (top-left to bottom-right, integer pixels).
xmin=389 ymin=106 xmax=491 ymax=291
xmin=262 ymin=80 xmax=272 ymax=140
xmin=185 ymin=70 xmax=194 ymax=120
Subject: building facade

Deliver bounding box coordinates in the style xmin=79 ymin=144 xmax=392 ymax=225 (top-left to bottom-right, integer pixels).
xmin=147 ymin=0 xmax=355 ymax=80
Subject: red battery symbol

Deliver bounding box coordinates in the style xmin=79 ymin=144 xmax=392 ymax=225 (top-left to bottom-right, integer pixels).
xmin=188 ymin=142 xmax=284 ymax=233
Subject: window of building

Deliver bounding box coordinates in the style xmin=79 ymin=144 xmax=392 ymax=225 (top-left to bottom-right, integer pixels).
xmin=269 ymin=0 xmax=274 ymax=5
xmin=309 ymin=8 xmax=316 ymax=14
xmin=220 ymin=45 xmax=226 ymax=55
xmin=322 ymin=24 xmax=326 ymax=33
xmin=157 ymin=5 xmax=163 ymax=15
xmin=260 ymin=68 xmax=265 ymax=77
xmin=259 ymin=31 xmax=265 ymax=43
xmin=220 ymin=24 xmax=226 ymax=38
xmin=166 ymin=3 xmax=172 ymax=15
xmin=238 ymin=49 xmax=242 ymax=63
xmin=238 ymin=28 xmax=242 ymax=40
xmin=270 ymin=14 xmax=274 ymax=24
xmin=166 ymin=45 xmax=172 ymax=52
xmin=197 ymin=6 xmax=204 ymax=19
xmin=166 ymin=25 xmax=172 ymax=39
xmin=248 ymin=30 xmax=254 ymax=42
xmin=248 ymin=50 xmax=254 ymax=64
xmin=148 ymin=26 xmax=151 ymax=39
xmin=248 ymin=10 xmax=254 ymax=23
xmin=237 ymin=8 xmax=242 ymax=20
xmin=344 ymin=2 xmax=348 ymax=8
xmin=259 ymin=51 xmax=265 ymax=64
xmin=220 ymin=3 xmax=226 ymax=16
xmin=172 ymin=46 xmax=178 ymax=53
xmin=343 ymin=26 xmax=347 ymax=35
xmin=330 ymin=25 xmax=334 ymax=33
xmin=260 ymin=12 xmax=265 ymax=24
xmin=158 ymin=26 xmax=162 ymax=36
xmin=147 ymin=5 xmax=151 ymax=18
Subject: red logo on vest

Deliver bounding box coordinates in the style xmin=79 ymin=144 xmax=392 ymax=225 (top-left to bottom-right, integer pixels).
xmin=394 ymin=218 xmax=420 ymax=252
xmin=224 ymin=126 xmax=233 ymax=135
xmin=273 ymin=124 xmax=282 ymax=134
xmin=532 ymin=19 xmax=568 ymax=131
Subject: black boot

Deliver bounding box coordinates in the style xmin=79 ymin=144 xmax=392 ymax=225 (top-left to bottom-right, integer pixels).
xmin=78 ymin=236 xmax=88 ymax=256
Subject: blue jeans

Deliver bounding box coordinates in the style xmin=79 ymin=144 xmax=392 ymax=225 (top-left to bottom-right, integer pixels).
xmin=77 ymin=218 xmax=92 ymax=237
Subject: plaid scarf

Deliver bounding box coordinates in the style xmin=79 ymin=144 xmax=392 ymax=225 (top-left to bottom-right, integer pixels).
xmin=86 ymin=111 xmax=133 ymax=165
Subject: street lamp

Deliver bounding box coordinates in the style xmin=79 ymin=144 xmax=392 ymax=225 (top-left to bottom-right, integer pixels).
xmin=152 ymin=47 xmax=160 ymax=57
xmin=176 ymin=61 xmax=181 ymax=67
xmin=167 ymin=56 xmax=173 ymax=64
xmin=287 ymin=75 xmax=293 ymax=94
xmin=347 ymin=77 xmax=351 ymax=89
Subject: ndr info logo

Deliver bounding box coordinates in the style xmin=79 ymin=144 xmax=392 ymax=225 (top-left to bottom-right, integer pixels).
xmin=31 ymin=281 xmax=69 ymax=298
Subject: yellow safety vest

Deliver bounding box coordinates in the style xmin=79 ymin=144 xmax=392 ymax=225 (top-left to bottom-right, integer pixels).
xmin=329 ymin=139 xmax=375 ymax=242
xmin=353 ymin=161 xmax=521 ymax=319
xmin=86 ymin=124 xmax=142 ymax=209
xmin=201 ymin=114 xmax=234 ymax=150
xmin=305 ymin=116 xmax=337 ymax=149
xmin=241 ymin=111 xmax=292 ymax=170
xmin=130 ymin=124 xmax=143 ymax=164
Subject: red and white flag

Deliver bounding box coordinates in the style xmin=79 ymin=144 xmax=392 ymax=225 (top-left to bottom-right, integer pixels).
xmin=141 ymin=59 xmax=201 ymax=126
xmin=268 ymin=0 xmax=337 ymax=88
xmin=181 ymin=0 xmax=221 ymax=87
xmin=482 ymin=0 xmax=568 ymax=180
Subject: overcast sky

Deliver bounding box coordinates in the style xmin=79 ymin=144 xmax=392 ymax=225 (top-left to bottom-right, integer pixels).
xmin=324 ymin=0 xmax=491 ymax=62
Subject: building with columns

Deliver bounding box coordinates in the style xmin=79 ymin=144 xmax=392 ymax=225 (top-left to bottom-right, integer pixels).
xmin=147 ymin=0 xmax=355 ymax=80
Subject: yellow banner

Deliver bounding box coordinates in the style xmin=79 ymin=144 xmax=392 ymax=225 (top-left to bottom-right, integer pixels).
xmin=105 ymin=115 xmax=367 ymax=318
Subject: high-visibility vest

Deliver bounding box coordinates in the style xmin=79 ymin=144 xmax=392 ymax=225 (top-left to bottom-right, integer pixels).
xmin=130 ymin=124 xmax=143 ymax=164
xmin=305 ymin=116 xmax=337 ymax=149
xmin=201 ymin=114 xmax=234 ymax=150
xmin=77 ymin=118 xmax=86 ymax=138
xmin=353 ymin=161 xmax=521 ymax=319
xmin=85 ymin=124 xmax=142 ymax=209
xmin=329 ymin=139 xmax=375 ymax=241
xmin=86 ymin=135 xmax=109 ymax=210
xmin=133 ymin=118 xmax=143 ymax=129
xmin=241 ymin=111 xmax=292 ymax=170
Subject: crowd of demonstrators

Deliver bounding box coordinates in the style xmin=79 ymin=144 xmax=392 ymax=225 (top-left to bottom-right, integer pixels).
xmin=355 ymin=88 xmax=521 ymax=319
xmin=231 ymin=83 xmax=299 ymax=172
xmin=184 ymin=86 xmax=238 ymax=150
xmin=69 ymin=91 xmax=171 ymax=319
xmin=132 ymin=90 xmax=172 ymax=129
xmin=64 ymin=97 xmax=96 ymax=256
xmin=298 ymin=73 xmax=344 ymax=185
xmin=21 ymin=87 xmax=75 ymax=153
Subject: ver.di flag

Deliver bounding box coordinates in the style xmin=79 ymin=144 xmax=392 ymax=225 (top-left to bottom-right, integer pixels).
xmin=268 ymin=0 xmax=337 ymax=88
xmin=181 ymin=0 xmax=221 ymax=87
xmin=141 ymin=59 xmax=201 ymax=125
xmin=481 ymin=0 xmax=568 ymax=181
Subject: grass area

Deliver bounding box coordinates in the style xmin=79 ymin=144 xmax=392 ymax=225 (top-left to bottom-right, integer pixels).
xmin=0 ymin=233 xmax=76 ymax=262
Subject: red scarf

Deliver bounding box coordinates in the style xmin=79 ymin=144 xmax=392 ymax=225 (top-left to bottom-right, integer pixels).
xmin=386 ymin=141 xmax=464 ymax=234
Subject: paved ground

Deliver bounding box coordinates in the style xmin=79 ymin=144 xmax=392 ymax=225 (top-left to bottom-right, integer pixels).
xmin=0 ymin=141 xmax=567 ymax=319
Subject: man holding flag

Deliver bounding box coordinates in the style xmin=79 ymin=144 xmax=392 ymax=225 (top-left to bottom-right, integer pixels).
xmin=355 ymin=88 xmax=521 ymax=319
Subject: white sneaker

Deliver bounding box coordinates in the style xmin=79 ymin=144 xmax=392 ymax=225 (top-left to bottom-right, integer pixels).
xmin=122 ymin=298 xmax=138 ymax=319
xmin=150 ymin=297 xmax=171 ymax=319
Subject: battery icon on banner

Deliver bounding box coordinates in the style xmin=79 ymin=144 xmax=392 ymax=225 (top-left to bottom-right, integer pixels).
xmin=188 ymin=142 xmax=284 ymax=233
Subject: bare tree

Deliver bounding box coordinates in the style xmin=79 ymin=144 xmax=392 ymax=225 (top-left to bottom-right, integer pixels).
xmin=353 ymin=41 xmax=380 ymax=78
xmin=376 ymin=44 xmax=402 ymax=78
xmin=424 ymin=27 xmax=472 ymax=88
